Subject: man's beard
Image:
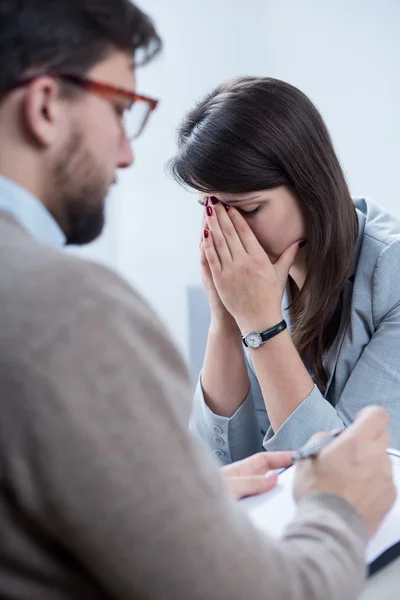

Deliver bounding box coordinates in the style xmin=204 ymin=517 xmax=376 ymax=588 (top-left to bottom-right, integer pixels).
xmin=51 ymin=130 xmax=112 ymax=246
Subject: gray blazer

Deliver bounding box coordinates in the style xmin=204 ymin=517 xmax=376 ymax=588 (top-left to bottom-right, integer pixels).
xmin=190 ymin=198 xmax=400 ymax=464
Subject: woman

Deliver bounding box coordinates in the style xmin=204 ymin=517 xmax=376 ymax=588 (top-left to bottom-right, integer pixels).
xmin=171 ymin=76 xmax=400 ymax=463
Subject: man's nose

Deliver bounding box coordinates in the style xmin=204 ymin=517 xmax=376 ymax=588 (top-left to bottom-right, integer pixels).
xmin=118 ymin=136 xmax=134 ymax=169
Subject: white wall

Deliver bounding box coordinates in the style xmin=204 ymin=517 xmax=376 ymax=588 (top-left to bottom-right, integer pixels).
xmin=77 ymin=0 xmax=400 ymax=357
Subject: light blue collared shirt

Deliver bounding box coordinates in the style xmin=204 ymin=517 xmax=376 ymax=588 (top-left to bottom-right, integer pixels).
xmin=0 ymin=174 xmax=65 ymax=248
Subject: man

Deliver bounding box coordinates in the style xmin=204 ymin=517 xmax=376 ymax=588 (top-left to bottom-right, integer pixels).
xmin=0 ymin=1 xmax=395 ymax=599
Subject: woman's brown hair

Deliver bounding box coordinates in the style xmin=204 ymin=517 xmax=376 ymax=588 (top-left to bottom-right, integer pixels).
xmin=170 ymin=77 xmax=358 ymax=393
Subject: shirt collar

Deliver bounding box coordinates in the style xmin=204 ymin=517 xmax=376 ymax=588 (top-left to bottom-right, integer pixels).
xmin=0 ymin=174 xmax=66 ymax=248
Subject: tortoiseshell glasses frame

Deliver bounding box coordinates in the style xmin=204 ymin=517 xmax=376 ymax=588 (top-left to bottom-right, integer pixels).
xmin=9 ymin=73 xmax=159 ymax=140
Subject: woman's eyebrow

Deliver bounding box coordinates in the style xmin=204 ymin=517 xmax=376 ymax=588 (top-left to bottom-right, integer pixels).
xmin=228 ymin=195 xmax=263 ymax=204
xmin=197 ymin=194 xmax=263 ymax=206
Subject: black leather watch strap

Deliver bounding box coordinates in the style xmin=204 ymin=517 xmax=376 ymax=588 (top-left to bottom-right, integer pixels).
xmin=242 ymin=319 xmax=287 ymax=348
xmin=259 ymin=319 xmax=287 ymax=343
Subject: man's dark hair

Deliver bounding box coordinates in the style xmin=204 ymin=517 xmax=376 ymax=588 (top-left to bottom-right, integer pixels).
xmin=0 ymin=0 xmax=162 ymax=95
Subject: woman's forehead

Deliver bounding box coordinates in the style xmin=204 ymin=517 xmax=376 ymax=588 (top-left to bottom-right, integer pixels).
xmin=200 ymin=192 xmax=265 ymax=204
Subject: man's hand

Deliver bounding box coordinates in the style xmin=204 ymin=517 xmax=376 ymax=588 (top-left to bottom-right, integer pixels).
xmin=222 ymin=451 xmax=293 ymax=499
xmin=294 ymin=406 xmax=396 ymax=537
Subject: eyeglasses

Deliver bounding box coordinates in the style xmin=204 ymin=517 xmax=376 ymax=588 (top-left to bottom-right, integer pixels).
xmin=9 ymin=73 xmax=159 ymax=140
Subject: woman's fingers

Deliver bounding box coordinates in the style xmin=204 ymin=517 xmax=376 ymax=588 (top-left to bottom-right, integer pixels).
xmin=203 ymin=229 xmax=222 ymax=277
xmin=273 ymin=239 xmax=303 ymax=285
xmin=201 ymin=207 xmax=222 ymax=276
xmin=200 ymin=240 xmax=212 ymax=275
xmin=226 ymin=206 xmax=264 ymax=255
xmin=259 ymin=451 xmax=295 ymax=471
xmin=206 ymin=199 xmax=247 ymax=258
xmin=205 ymin=203 xmax=233 ymax=265
xmin=199 ymin=216 xmax=205 ymax=242
xmin=221 ymin=451 xmax=294 ymax=477
xmin=224 ymin=472 xmax=278 ymax=500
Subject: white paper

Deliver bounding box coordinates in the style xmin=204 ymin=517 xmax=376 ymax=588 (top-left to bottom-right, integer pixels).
xmin=240 ymin=452 xmax=400 ymax=564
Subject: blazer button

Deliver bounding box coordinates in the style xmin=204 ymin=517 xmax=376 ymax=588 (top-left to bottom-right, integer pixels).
xmin=212 ymin=425 xmax=223 ymax=434
xmin=214 ymin=449 xmax=225 ymax=457
xmin=213 ymin=436 xmax=225 ymax=446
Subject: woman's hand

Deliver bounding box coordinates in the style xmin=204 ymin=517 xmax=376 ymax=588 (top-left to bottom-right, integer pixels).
xmin=222 ymin=451 xmax=293 ymax=499
xmin=203 ymin=200 xmax=303 ymax=333
xmin=200 ymin=214 xmax=238 ymax=333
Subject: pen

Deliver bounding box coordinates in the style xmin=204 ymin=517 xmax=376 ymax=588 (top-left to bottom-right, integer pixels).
xmin=292 ymin=430 xmax=342 ymax=462
xmin=274 ymin=430 xmax=342 ymax=476
xmin=273 ymin=437 xmax=399 ymax=477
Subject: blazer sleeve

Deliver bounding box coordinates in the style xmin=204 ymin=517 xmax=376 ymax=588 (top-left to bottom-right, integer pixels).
xmin=189 ymin=361 xmax=265 ymax=465
xmin=192 ymin=239 xmax=400 ymax=454
xmin=2 ymin=260 xmax=368 ymax=600
xmin=262 ymin=239 xmax=400 ymax=451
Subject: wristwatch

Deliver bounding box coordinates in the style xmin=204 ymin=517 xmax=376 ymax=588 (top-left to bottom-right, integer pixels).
xmin=242 ymin=319 xmax=287 ymax=349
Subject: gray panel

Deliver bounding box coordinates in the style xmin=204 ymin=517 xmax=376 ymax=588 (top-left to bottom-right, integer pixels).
xmin=187 ymin=285 xmax=210 ymax=386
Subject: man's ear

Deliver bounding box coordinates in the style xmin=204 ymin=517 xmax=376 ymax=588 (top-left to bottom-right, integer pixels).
xmin=22 ymin=77 xmax=65 ymax=146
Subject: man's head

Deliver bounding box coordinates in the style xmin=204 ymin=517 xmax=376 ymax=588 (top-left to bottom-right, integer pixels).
xmin=0 ymin=0 xmax=161 ymax=244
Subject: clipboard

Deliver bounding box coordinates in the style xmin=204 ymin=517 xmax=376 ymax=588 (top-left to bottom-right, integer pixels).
xmin=240 ymin=449 xmax=400 ymax=575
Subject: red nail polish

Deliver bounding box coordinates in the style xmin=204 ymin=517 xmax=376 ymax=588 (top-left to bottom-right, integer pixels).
xmin=222 ymin=202 xmax=231 ymax=211
xmin=298 ymin=240 xmax=308 ymax=248
xmin=205 ymin=197 xmax=209 ymax=207
xmin=204 ymin=229 xmax=209 ymax=239
xmin=210 ymin=196 xmax=218 ymax=205
xmin=206 ymin=206 xmax=213 ymax=217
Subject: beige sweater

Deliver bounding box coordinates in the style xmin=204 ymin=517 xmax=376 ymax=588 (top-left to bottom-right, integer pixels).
xmin=0 ymin=211 xmax=367 ymax=600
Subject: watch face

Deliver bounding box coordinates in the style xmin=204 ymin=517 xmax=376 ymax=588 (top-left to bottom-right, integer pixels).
xmin=246 ymin=333 xmax=262 ymax=348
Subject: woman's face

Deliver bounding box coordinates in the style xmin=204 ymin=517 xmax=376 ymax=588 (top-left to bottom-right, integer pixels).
xmin=200 ymin=185 xmax=307 ymax=262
